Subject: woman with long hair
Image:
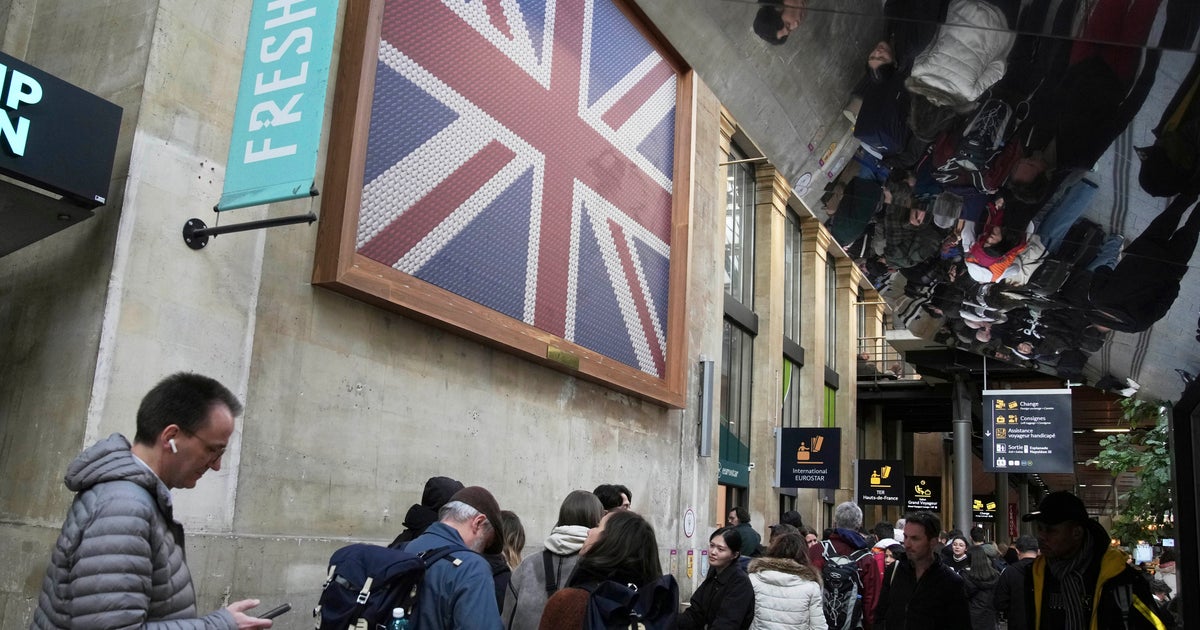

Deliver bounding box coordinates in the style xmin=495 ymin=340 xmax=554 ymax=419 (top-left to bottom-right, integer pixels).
xmin=488 ymin=510 xmax=526 ymax=609
xmin=747 ymin=533 xmax=826 ymax=630
xmin=961 ymin=544 xmax=1000 ymax=630
xmin=504 ymin=490 xmax=603 ymax=630
xmin=678 ymin=527 xmax=755 ymax=629
xmin=501 ymin=510 xmax=526 ymax=570
xmin=537 ymin=510 xmax=666 ymax=629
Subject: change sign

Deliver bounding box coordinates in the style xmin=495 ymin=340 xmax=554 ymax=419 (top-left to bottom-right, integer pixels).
xmin=982 ymin=389 xmax=1073 ymax=473
xmin=973 ymin=495 xmax=998 ymax=522
xmin=857 ymin=459 xmax=903 ymax=505
xmin=776 ymin=427 xmax=841 ymax=489
xmin=905 ymin=476 xmax=941 ymax=513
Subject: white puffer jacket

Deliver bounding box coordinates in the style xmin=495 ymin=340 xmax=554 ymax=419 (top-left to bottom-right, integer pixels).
xmin=906 ymin=0 xmax=1015 ymax=107
xmin=747 ymin=557 xmax=828 ymax=630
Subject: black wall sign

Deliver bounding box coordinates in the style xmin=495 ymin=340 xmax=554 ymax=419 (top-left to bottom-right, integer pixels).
xmin=776 ymin=427 xmax=841 ymax=489
xmin=904 ymin=476 xmax=942 ymax=513
xmin=973 ymin=495 xmax=998 ymax=522
xmin=0 ymin=51 xmax=122 ymax=208
xmin=982 ymin=389 xmax=1074 ymax=474
xmin=857 ymin=459 xmax=903 ymax=505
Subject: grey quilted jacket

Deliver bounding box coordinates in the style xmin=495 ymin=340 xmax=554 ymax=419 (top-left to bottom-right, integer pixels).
xmin=30 ymin=433 xmax=236 ymax=630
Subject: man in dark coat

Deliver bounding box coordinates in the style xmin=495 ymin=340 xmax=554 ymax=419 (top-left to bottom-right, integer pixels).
xmin=877 ymin=511 xmax=972 ymax=629
xmin=1022 ymin=492 xmax=1170 ymax=630
xmin=995 ymin=534 xmax=1038 ymax=630
xmin=728 ymin=506 xmax=763 ymax=557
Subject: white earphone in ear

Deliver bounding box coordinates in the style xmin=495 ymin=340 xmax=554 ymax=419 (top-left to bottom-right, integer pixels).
xmin=169 ymin=438 xmax=178 ymax=454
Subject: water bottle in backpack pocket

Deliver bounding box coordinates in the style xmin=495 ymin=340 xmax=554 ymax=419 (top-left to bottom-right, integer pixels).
xmin=313 ymin=542 xmax=466 ymax=630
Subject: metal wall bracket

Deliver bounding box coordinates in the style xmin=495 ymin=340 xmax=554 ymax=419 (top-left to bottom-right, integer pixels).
xmin=182 ymin=212 xmax=317 ymax=250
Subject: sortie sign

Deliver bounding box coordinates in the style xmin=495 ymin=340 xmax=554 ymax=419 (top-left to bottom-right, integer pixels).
xmin=982 ymin=389 xmax=1073 ymax=474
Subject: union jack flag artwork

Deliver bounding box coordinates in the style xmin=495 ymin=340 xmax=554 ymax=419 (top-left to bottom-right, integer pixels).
xmin=354 ymin=0 xmax=680 ymax=379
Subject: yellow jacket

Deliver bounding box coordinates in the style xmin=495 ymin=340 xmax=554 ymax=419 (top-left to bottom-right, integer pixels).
xmin=1030 ymin=545 xmax=1165 ymax=630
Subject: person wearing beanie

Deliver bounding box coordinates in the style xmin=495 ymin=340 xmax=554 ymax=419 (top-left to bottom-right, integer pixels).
xmin=389 ymin=475 xmax=465 ymax=547
xmin=405 ymin=485 xmax=507 ymax=630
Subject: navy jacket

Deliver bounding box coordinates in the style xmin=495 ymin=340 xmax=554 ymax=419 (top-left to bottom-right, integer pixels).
xmin=406 ymin=522 xmax=504 ymax=630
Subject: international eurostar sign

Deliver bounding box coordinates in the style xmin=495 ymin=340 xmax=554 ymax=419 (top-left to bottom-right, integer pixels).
xmin=217 ymin=0 xmax=338 ymax=211
xmin=776 ymin=427 xmax=841 ymax=489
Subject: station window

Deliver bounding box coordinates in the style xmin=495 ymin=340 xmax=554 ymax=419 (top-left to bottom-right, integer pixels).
xmin=719 ymin=146 xmax=756 ymax=500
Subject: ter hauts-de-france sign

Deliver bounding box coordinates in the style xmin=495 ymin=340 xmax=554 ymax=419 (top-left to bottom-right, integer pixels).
xmin=857 ymin=459 xmax=903 ymax=505
xmin=983 ymin=389 xmax=1073 ymax=473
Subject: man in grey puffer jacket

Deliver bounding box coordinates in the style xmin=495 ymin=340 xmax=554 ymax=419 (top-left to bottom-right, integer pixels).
xmin=31 ymin=373 xmax=272 ymax=629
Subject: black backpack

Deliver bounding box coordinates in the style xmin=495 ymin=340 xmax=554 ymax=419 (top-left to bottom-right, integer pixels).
xmin=582 ymin=575 xmax=679 ymax=630
xmin=314 ymin=542 xmax=465 ymax=630
xmin=820 ymin=541 xmax=872 ymax=630
xmin=953 ymin=98 xmax=1014 ymax=171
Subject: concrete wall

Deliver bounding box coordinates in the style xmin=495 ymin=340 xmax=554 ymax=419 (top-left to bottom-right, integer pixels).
xmin=0 ymin=1 xmax=157 ymax=625
xmin=0 ymin=0 xmax=879 ymax=626
xmin=0 ymin=2 xmax=733 ymax=627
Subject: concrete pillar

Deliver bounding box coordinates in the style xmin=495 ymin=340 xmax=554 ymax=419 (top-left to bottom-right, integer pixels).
xmin=833 ymin=256 xmax=863 ymax=506
xmin=798 ymin=216 xmax=833 ymax=529
xmin=953 ymin=375 xmax=973 ymax=532
xmin=747 ymin=163 xmax=788 ymax=533
xmin=862 ymin=402 xmax=885 ymax=525
xmin=1019 ymin=482 xmax=1031 ymax=536
xmin=996 ymin=472 xmax=1010 ymax=544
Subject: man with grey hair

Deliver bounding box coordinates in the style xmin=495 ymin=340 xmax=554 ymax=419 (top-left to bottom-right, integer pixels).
xmin=808 ymin=501 xmax=881 ymax=629
xmin=405 ymin=486 xmax=506 ymax=629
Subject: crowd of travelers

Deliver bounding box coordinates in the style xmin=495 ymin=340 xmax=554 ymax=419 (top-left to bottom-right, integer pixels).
xmin=816 ymin=0 xmax=1200 ymax=387
xmin=26 ymin=373 xmax=1180 ymax=629
xmin=370 ymin=475 xmax=1177 ymax=630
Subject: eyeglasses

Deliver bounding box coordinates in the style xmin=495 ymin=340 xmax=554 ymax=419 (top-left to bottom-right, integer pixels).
xmin=181 ymin=429 xmax=227 ymax=462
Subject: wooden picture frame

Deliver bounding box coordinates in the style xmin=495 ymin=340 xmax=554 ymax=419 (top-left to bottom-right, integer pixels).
xmin=313 ymin=0 xmax=693 ymax=407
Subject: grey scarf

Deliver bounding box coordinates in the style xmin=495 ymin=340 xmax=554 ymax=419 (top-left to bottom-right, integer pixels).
xmin=1046 ymin=527 xmax=1095 ymax=629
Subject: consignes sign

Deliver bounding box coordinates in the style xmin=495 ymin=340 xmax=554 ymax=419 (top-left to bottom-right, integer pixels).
xmin=0 ymin=51 xmax=121 ymax=207
xmin=983 ymin=389 xmax=1074 ymax=473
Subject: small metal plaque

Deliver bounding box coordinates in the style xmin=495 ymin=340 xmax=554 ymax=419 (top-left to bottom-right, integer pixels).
xmin=546 ymin=347 xmax=580 ymax=370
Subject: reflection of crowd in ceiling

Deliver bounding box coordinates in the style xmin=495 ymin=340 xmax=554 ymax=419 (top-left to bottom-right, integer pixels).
xmin=786 ymin=0 xmax=1200 ymax=382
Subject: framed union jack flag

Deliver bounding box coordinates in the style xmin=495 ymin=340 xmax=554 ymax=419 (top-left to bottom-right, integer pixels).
xmin=313 ymin=0 xmax=692 ymax=407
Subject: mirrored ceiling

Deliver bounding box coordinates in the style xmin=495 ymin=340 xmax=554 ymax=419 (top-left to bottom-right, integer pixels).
xmin=639 ymin=0 xmax=1200 ymax=404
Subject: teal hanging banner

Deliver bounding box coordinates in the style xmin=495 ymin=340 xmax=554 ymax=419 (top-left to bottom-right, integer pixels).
xmin=217 ymin=0 xmax=338 ymax=211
